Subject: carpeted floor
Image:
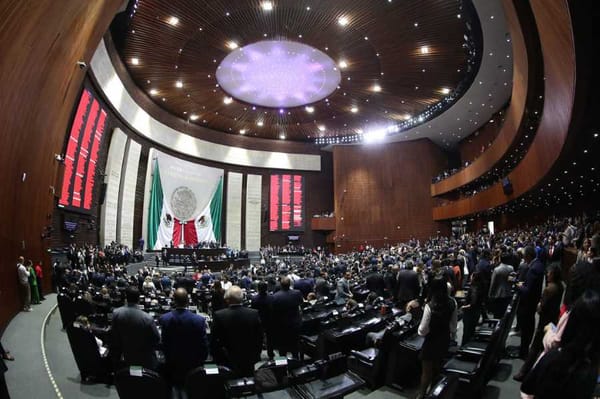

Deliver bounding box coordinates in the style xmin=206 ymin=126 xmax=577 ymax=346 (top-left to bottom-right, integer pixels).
xmin=2 ymin=292 xmax=526 ymax=399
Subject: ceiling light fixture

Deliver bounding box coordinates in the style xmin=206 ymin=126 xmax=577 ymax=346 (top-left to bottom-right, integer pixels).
xmin=239 ymin=129 xmax=247 ymax=134
xmin=175 ymin=80 xmax=183 ymax=88
xmin=261 ymin=1 xmax=273 ymax=11
xmin=338 ymin=16 xmax=349 ymax=26
xmin=223 ymin=96 xmax=233 ymax=104
xmin=372 ymin=84 xmax=382 ymax=92
xmin=167 ymin=16 xmax=179 ymax=26
xmin=441 ymin=87 xmax=450 ymax=94
xmin=305 ymin=106 xmax=314 ymax=113
xmin=226 ymin=41 xmax=239 ymax=50
xmin=351 ymin=106 xmax=358 ymax=113
xmin=131 ymin=57 xmax=139 ymax=65
xmin=189 ymin=114 xmax=199 ymax=121
xmin=257 ymin=121 xmax=264 ymax=127
xmin=338 ymin=60 xmax=348 ymax=69
xmin=318 ymin=125 xmax=326 ymax=131
xmin=420 ymin=46 xmax=430 ymax=54
xmin=149 ymin=89 xmax=158 ymax=95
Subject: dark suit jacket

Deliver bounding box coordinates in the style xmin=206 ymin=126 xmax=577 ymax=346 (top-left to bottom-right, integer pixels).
xmin=396 ymin=269 xmax=420 ymax=302
xmin=365 ymin=272 xmax=385 ymax=297
xmin=111 ymin=304 xmax=160 ymax=370
xmin=271 ymin=289 xmax=303 ymax=331
xmin=159 ymin=309 xmax=208 ymax=380
xmin=251 ymin=293 xmax=274 ymax=330
xmin=211 ymin=305 xmax=263 ymax=377
xmin=518 ymin=259 xmax=545 ymax=310
xmin=293 ymin=278 xmax=314 ymax=298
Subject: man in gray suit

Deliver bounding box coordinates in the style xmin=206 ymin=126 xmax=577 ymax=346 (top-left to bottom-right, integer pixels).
xmin=111 ymin=286 xmax=160 ymax=370
xmin=488 ymin=252 xmax=515 ymax=319
xmin=336 ymin=272 xmax=353 ymax=301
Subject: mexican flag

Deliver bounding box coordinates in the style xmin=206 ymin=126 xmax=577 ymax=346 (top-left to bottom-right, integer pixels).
xmin=147 ymin=160 xmax=223 ymax=249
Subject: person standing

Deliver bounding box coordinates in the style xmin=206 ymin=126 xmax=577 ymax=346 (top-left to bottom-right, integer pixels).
xmin=336 ymin=271 xmax=353 ymax=301
xmin=34 ymin=261 xmax=45 ymax=301
xmin=251 ymin=281 xmax=275 ymax=359
xmin=488 ymin=253 xmax=515 ymax=318
xmin=271 ymin=276 xmax=303 ymax=358
xmin=16 ymin=256 xmax=31 ymax=312
xmin=159 ymin=288 xmax=208 ymax=387
xmin=27 ymin=261 xmax=40 ymax=305
xmin=417 ymin=276 xmax=458 ymax=399
xmin=110 ymin=286 xmax=160 ymax=370
xmin=516 ymin=246 xmax=545 ymax=359
xmin=211 ymin=286 xmax=263 ymax=377
xmin=461 ymin=272 xmax=484 ymax=346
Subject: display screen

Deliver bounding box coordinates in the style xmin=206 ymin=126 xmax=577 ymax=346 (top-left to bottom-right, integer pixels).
xmin=58 ymin=89 xmax=107 ymax=213
xmin=269 ymin=174 xmax=304 ymax=231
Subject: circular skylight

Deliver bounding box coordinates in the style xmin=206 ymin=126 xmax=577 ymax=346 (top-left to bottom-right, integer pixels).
xmin=216 ymin=40 xmax=341 ymax=108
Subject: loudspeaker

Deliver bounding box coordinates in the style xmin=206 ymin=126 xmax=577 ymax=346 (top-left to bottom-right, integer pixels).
xmin=502 ymin=177 xmax=513 ymax=195
xmin=99 ymin=183 xmax=108 ymax=204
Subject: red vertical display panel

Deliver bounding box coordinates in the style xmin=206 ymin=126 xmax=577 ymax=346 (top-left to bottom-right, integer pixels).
xmin=269 ymin=174 xmax=304 ymax=231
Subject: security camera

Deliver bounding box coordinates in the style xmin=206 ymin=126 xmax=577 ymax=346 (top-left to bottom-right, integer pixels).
xmin=76 ymin=61 xmax=87 ymax=69
xmin=54 ymin=154 xmax=64 ymax=162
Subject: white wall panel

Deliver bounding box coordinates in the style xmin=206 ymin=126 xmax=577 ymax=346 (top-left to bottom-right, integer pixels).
xmin=118 ymin=139 xmax=141 ymax=248
xmin=100 ymin=128 xmax=127 ymax=246
xmin=226 ymin=172 xmax=243 ymax=250
xmin=245 ymin=174 xmax=262 ymax=251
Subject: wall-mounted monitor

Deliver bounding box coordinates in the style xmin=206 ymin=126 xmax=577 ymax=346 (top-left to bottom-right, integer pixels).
xmin=58 ymin=89 xmax=108 ymax=214
xmin=269 ymin=174 xmax=305 ymax=231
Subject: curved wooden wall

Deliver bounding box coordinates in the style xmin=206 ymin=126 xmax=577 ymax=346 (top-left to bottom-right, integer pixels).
xmin=433 ymin=0 xmax=576 ymax=220
xmin=430 ymin=0 xmax=529 ymax=196
xmin=0 ymin=0 xmax=121 ymax=329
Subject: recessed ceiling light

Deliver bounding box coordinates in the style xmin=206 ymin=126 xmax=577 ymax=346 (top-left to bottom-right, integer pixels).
xmin=149 ymin=89 xmax=158 ymax=95
xmin=338 ymin=60 xmax=348 ymax=69
xmin=261 ymin=1 xmax=273 ymax=11
xmin=167 ymin=16 xmax=179 ymax=26
xmin=131 ymin=57 xmax=139 ymax=65
xmin=305 ymin=106 xmax=314 ymax=113
xmin=441 ymin=87 xmax=450 ymax=94
xmin=189 ymin=114 xmax=199 ymax=121
xmin=403 ymin=114 xmax=412 ymax=120
xmin=351 ymin=106 xmax=358 ymax=113
xmin=175 ymin=80 xmax=183 ymax=88
xmin=240 ymin=129 xmax=247 ymax=134
xmin=257 ymin=121 xmax=264 ymax=127
xmin=338 ymin=16 xmax=349 ymax=26
xmin=372 ymin=84 xmax=382 ymax=92
xmin=223 ymin=96 xmax=233 ymax=104
xmin=318 ymin=125 xmax=326 ymax=131
xmin=420 ymin=45 xmax=430 ymax=54
xmin=226 ymin=41 xmax=239 ymax=50
xmin=279 ymin=133 xmax=286 ymax=139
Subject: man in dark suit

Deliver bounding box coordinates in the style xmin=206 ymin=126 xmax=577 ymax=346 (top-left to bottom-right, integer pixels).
xmin=211 ymin=286 xmax=263 ymax=377
xmin=365 ymin=266 xmax=385 ymax=298
xmin=396 ymin=261 xmax=420 ymax=308
xmin=293 ymin=272 xmax=314 ymax=299
xmin=271 ymin=276 xmax=303 ymax=358
xmin=111 ymin=286 xmax=160 ymax=370
xmin=251 ymin=281 xmax=275 ymax=359
xmin=159 ymin=288 xmax=208 ymax=386
xmin=516 ymin=246 xmax=545 ymax=359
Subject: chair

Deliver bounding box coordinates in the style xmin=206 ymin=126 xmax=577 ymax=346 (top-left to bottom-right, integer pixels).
xmin=254 ymin=358 xmax=303 ymax=393
xmin=115 ymin=367 xmax=170 ymax=399
xmin=57 ymin=293 xmax=76 ymax=330
xmin=385 ymin=334 xmax=424 ymax=389
xmin=425 ymin=374 xmax=459 ymax=399
xmin=185 ymin=365 xmax=233 ymax=399
xmin=225 ymin=376 xmax=256 ymax=397
xmin=347 ymin=325 xmax=397 ymax=389
xmin=65 ymin=325 xmax=111 ymax=383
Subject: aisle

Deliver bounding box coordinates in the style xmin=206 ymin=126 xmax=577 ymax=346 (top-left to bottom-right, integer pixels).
xmin=3 ymin=294 xmax=59 ymax=399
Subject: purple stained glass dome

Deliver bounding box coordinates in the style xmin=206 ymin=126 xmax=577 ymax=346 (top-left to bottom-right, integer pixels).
xmin=216 ymin=40 xmax=342 ymax=108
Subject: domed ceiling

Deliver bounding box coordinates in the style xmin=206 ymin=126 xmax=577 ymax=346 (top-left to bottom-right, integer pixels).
xmin=111 ymin=0 xmax=487 ymax=143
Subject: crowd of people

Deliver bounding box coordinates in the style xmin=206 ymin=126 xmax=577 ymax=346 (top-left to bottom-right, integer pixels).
xmin=24 ymin=213 xmax=600 ymax=398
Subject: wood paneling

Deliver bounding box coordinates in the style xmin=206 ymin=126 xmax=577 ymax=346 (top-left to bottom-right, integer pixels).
xmin=311 ymin=218 xmax=336 ymax=231
xmin=334 ymin=140 xmax=449 ymax=252
xmin=458 ymin=109 xmax=505 ymax=164
xmin=431 ymin=0 xmax=530 ymax=196
xmin=0 ymin=0 xmax=121 ymax=329
xmin=433 ymin=0 xmax=577 ymax=220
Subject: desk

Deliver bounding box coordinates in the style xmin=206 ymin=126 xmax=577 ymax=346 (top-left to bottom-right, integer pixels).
xmin=164 ymin=247 xmax=227 ymax=259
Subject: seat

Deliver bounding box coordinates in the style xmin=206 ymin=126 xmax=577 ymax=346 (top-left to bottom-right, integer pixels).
xmin=347 ymin=324 xmax=397 ymax=389
xmin=254 ymin=358 xmax=303 ymax=393
xmin=184 ymin=365 xmax=233 ymax=399
xmin=57 ymin=293 xmax=76 ymax=330
xmin=65 ymin=325 xmax=111 ymax=383
xmin=225 ymin=376 xmax=256 ymax=397
xmin=385 ymin=333 xmax=424 ymax=389
xmin=115 ymin=367 xmax=170 ymax=399
xmin=425 ymin=374 xmax=459 ymax=399
xmin=300 ymin=334 xmax=322 ymax=361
